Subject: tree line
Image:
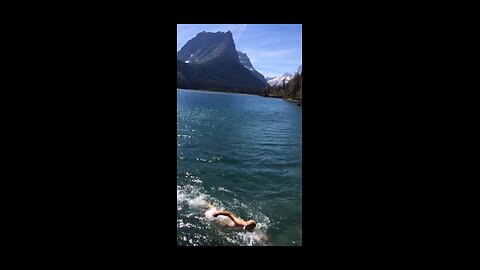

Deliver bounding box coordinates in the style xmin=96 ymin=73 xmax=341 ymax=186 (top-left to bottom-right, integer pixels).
xmin=263 ymin=68 xmax=302 ymax=106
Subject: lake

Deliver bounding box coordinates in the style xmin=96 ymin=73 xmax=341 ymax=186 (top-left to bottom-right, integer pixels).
xmin=177 ymin=89 xmax=302 ymax=246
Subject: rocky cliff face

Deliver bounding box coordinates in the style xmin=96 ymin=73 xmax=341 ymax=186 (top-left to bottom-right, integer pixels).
xmin=177 ymin=31 xmax=268 ymax=94
xmin=177 ymin=31 xmax=239 ymax=64
xmin=237 ymin=50 xmax=268 ymax=85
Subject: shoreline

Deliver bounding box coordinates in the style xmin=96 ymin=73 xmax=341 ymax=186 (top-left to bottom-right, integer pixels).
xmin=285 ymin=98 xmax=302 ymax=106
xmin=264 ymin=94 xmax=302 ymax=106
xmin=177 ymin=88 xmax=302 ymax=106
xmin=177 ymin=88 xmax=262 ymax=97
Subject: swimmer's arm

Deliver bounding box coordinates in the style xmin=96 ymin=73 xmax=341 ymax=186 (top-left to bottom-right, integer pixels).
xmin=212 ymin=211 xmax=245 ymax=226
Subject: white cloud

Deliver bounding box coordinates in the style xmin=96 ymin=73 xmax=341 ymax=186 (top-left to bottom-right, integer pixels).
xmin=251 ymin=48 xmax=296 ymax=58
xmin=229 ymin=24 xmax=247 ymax=40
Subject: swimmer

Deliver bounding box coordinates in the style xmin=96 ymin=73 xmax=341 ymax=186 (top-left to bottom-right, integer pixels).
xmin=213 ymin=210 xmax=257 ymax=232
xmin=204 ymin=203 xmax=272 ymax=245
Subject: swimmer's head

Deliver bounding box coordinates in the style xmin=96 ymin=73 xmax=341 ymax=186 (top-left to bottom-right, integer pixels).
xmin=243 ymin=220 xmax=256 ymax=232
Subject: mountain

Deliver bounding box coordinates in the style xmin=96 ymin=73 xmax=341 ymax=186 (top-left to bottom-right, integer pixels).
xmin=237 ymin=51 xmax=268 ymax=85
xmin=266 ymin=73 xmax=294 ymax=86
xmin=177 ymin=31 xmax=268 ymax=94
xmin=177 ymin=31 xmax=239 ymax=64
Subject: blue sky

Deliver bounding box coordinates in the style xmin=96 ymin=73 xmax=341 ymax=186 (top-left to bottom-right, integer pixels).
xmin=177 ymin=24 xmax=302 ymax=78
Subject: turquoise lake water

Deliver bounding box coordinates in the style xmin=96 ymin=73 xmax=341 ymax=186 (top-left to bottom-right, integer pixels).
xmin=177 ymin=89 xmax=302 ymax=246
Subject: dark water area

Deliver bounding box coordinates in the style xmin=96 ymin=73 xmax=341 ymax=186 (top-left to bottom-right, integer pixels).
xmin=177 ymin=89 xmax=302 ymax=246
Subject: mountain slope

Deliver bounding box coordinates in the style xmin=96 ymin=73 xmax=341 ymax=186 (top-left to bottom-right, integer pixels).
xmin=237 ymin=51 xmax=268 ymax=85
xmin=178 ymin=31 xmax=239 ymax=64
xmin=177 ymin=31 xmax=268 ymax=94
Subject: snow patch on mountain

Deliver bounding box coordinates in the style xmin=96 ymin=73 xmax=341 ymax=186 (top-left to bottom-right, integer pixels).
xmin=267 ymin=73 xmax=294 ymax=86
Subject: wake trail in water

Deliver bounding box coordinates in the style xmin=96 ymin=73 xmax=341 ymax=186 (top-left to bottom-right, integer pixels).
xmin=177 ymin=184 xmax=272 ymax=246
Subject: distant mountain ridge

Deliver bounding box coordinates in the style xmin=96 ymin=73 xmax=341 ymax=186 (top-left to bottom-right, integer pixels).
xmin=177 ymin=31 xmax=268 ymax=94
xmin=266 ymin=73 xmax=294 ymax=86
